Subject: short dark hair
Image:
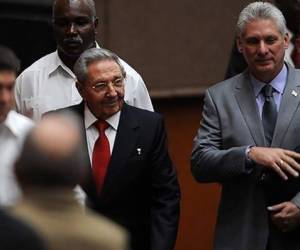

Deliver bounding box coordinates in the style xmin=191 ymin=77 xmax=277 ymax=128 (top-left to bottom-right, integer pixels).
xmin=0 ymin=45 xmax=20 ymax=73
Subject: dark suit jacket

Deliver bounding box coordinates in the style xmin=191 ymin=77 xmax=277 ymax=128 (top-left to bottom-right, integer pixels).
xmin=0 ymin=209 xmax=46 ymax=250
xmin=191 ymin=64 xmax=300 ymax=250
xmin=57 ymin=103 xmax=180 ymax=250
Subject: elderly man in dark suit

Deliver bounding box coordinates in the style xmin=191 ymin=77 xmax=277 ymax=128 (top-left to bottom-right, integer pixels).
xmin=192 ymin=2 xmax=300 ymax=250
xmin=56 ymin=47 xmax=180 ymax=250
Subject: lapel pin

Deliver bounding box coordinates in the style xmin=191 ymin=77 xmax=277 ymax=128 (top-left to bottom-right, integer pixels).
xmin=137 ymin=148 xmax=141 ymax=155
xmin=291 ymin=90 xmax=298 ymax=97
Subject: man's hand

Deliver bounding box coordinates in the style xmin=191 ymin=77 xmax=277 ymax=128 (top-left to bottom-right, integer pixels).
xmin=268 ymin=202 xmax=300 ymax=232
xmin=248 ymin=147 xmax=300 ymax=180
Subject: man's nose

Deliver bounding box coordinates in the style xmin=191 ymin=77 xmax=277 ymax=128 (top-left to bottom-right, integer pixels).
xmin=257 ymin=41 xmax=268 ymax=55
xmin=67 ymin=23 xmax=77 ymax=35
xmin=0 ymin=89 xmax=12 ymax=105
xmin=106 ymin=83 xmax=118 ymax=97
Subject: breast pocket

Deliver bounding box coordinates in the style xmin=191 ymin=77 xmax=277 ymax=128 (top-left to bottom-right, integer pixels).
xmin=23 ymin=96 xmax=52 ymax=120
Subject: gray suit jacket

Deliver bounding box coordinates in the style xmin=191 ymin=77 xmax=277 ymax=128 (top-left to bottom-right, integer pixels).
xmin=191 ymin=64 xmax=300 ymax=250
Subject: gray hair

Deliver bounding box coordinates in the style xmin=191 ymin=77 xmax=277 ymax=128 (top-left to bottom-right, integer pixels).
xmin=53 ymin=0 xmax=97 ymax=21
xmin=74 ymin=48 xmax=126 ymax=83
xmin=236 ymin=2 xmax=287 ymax=36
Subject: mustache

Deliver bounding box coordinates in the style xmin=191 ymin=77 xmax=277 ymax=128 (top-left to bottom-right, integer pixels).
xmin=103 ymin=95 xmax=124 ymax=104
xmin=63 ymin=37 xmax=83 ymax=44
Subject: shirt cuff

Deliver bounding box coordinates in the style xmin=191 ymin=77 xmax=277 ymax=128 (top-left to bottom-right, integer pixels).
xmin=245 ymin=145 xmax=255 ymax=173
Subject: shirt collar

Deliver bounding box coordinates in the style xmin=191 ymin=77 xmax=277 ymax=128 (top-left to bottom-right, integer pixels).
xmin=84 ymin=103 xmax=120 ymax=131
xmin=47 ymin=51 xmax=75 ymax=79
xmin=2 ymin=110 xmax=21 ymax=137
xmin=250 ymin=64 xmax=287 ymax=97
xmin=48 ymin=43 xmax=101 ymax=78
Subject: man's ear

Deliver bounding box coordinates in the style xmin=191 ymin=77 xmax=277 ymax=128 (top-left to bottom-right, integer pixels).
xmin=236 ymin=36 xmax=243 ymax=53
xmin=94 ymin=17 xmax=99 ymax=34
xmin=284 ymin=32 xmax=290 ymax=50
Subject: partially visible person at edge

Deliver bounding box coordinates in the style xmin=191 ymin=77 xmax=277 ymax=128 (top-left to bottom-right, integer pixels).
xmin=192 ymin=2 xmax=300 ymax=250
xmin=15 ymin=0 xmax=153 ymax=121
xmin=0 ymin=45 xmax=33 ymax=206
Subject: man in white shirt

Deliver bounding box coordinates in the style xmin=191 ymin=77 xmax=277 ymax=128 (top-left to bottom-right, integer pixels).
xmin=15 ymin=0 xmax=153 ymax=121
xmin=0 ymin=46 xmax=33 ymax=206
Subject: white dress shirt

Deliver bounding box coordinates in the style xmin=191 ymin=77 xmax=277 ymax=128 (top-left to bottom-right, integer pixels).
xmin=15 ymin=48 xmax=153 ymax=121
xmin=73 ymin=105 xmax=120 ymax=205
xmin=0 ymin=110 xmax=34 ymax=206
xmin=84 ymin=104 xmax=120 ymax=163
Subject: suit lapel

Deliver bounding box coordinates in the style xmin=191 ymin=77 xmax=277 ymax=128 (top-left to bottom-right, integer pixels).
xmin=234 ymin=71 xmax=266 ymax=146
xmin=272 ymin=65 xmax=300 ymax=147
xmin=100 ymin=104 xmax=139 ymax=199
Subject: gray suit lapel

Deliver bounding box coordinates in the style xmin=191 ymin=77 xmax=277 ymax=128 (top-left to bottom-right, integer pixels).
xmin=234 ymin=71 xmax=266 ymax=146
xmin=272 ymin=65 xmax=300 ymax=147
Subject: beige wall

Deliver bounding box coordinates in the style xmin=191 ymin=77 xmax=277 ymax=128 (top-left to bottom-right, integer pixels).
xmin=95 ymin=0 xmax=254 ymax=98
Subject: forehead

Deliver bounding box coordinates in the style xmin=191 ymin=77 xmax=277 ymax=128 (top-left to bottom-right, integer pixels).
xmin=54 ymin=0 xmax=92 ymax=18
xmin=0 ymin=70 xmax=16 ymax=86
xmin=242 ymin=19 xmax=282 ymax=38
xmin=87 ymin=60 xmax=122 ymax=79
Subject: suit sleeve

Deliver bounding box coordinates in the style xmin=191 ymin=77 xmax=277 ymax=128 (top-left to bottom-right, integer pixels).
xmin=191 ymin=89 xmax=250 ymax=183
xmin=150 ymin=115 xmax=180 ymax=250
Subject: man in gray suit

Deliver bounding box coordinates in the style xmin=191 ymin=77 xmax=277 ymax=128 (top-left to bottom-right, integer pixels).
xmin=191 ymin=2 xmax=300 ymax=250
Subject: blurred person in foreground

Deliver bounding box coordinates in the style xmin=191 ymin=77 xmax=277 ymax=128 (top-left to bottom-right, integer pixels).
xmin=12 ymin=113 xmax=128 ymax=250
xmin=56 ymin=47 xmax=180 ymax=250
xmin=192 ymin=2 xmax=300 ymax=250
xmin=15 ymin=0 xmax=153 ymax=121
xmin=0 ymin=209 xmax=46 ymax=250
xmin=0 ymin=45 xmax=33 ymax=206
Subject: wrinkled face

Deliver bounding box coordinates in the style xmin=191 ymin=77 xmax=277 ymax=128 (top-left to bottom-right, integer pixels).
xmin=0 ymin=70 xmax=16 ymax=122
xmin=237 ymin=19 xmax=289 ymax=82
xmin=53 ymin=0 xmax=98 ymax=59
xmin=77 ymin=60 xmax=125 ymax=120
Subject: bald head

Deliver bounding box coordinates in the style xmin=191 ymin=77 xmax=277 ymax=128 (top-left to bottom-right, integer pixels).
xmin=32 ymin=115 xmax=80 ymax=159
xmin=53 ymin=0 xmax=96 ymax=19
xmin=15 ymin=113 xmax=87 ymax=189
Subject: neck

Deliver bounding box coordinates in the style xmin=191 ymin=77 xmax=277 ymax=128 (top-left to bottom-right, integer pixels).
xmin=57 ymin=51 xmax=78 ymax=71
xmin=251 ymin=64 xmax=285 ymax=83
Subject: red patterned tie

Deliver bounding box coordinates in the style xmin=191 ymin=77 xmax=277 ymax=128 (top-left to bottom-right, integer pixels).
xmin=92 ymin=120 xmax=110 ymax=193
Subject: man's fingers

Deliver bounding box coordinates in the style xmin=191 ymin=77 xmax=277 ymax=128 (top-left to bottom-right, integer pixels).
xmin=268 ymin=202 xmax=286 ymax=212
xmin=279 ymin=160 xmax=299 ymax=177
xmin=285 ymin=150 xmax=300 ymax=161
xmin=282 ymin=154 xmax=300 ymax=172
xmin=272 ymin=163 xmax=288 ymax=180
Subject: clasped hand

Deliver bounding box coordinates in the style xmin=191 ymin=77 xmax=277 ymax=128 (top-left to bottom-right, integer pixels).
xmin=248 ymin=147 xmax=300 ymax=180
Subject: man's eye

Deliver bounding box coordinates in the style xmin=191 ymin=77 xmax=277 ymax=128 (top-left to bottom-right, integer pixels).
xmin=75 ymin=18 xmax=91 ymax=26
xmin=94 ymin=83 xmax=106 ymax=89
xmin=246 ymin=38 xmax=259 ymax=45
xmin=114 ymin=78 xmax=122 ymax=84
xmin=265 ymin=37 xmax=277 ymax=44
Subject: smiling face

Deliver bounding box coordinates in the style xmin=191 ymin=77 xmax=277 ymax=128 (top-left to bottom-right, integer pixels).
xmin=237 ymin=18 xmax=289 ymax=82
xmin=53 ymin=0 xmax=98 ymax=60
xmin=77 ymin=59 xmax=125 ymax=120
